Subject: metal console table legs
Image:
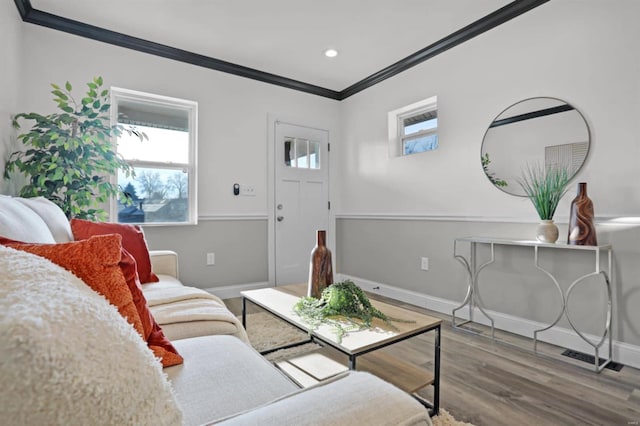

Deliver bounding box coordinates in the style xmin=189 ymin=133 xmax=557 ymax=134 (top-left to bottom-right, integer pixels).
xmin=452 ymin=236 xmax=613 ymax=373
xmin=452 ymin=239 xmax=496 ymax=338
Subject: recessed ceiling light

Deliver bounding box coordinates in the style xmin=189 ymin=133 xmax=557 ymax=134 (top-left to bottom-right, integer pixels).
xmin=324 ymin=48 xmax=338 ymax=58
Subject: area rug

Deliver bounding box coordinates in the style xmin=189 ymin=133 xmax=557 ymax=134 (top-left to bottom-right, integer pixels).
xmin=241 ymin=312 xmax=321 ymax=362
xmin=242 ymin=312 xmax=474 ymax=426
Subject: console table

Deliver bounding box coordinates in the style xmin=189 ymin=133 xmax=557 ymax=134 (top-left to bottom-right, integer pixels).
xmin=452 ymin=236 xmax=613 ymax=372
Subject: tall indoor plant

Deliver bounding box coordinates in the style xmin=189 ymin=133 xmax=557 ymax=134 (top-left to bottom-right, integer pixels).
xmin=518 ymin=162 xmax=571 ymax=243
xmin=4 ymin=77 xmax=145 ymax=220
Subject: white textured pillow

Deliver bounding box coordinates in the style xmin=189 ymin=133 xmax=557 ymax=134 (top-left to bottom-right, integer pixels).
xmin=15 ymin=196 xmax=74 ymax=242
xmin=0 ymin=245 xmax=183 ymax=426
xmin=0 ymin=195 xmax=55 ymax=243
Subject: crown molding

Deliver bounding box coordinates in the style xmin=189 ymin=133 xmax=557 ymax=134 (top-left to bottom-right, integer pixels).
xmin=13 ymin=0 xmax=341 ymax=99
xmin=13 ymin=0 xmax=549 ymax=101
xmin=339 ymin=0 xmax=550 ymax=99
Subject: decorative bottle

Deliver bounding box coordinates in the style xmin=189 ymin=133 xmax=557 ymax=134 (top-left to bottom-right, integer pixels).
xmin=308 ymin=230 xmax=333 ymax=298
xmin=567 ymin=182 xmax=597 ymax=246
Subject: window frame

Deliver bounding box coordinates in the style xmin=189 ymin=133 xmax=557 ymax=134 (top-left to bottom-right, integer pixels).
xmin=110 ymin=87 xmax=198 ymax=225
xmin=388 ymin=96 xmax=438 ymax=158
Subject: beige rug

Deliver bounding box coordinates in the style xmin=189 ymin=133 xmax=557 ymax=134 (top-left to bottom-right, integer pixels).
xmin=431 ymin=410 xmax=474 ymax=426
xmin=242 ymin=312 xmax=474 ymax=426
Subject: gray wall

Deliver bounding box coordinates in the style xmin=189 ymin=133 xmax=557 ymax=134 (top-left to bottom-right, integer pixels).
xmin=144 ymin=219 xmax=267 ymax=287
xmin=337 ymin=218 xmax=640 ymax=342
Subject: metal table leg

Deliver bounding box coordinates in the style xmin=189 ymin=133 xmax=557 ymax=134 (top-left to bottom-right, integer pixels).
xmin=453 ymin=241 xmax=496 ymax=337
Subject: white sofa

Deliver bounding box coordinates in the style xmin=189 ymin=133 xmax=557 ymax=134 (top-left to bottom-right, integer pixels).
xmin=0 ymin=195 xmax=432 ymax=426
xmin=141 ymin=250 xmax=249 ymax=343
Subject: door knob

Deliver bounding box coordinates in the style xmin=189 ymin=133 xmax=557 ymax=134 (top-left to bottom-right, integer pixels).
xmin=277 ymin=216 xmax=284 ymax=222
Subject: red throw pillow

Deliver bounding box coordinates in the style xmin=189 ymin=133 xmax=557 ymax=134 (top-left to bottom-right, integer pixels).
xmin=120 ymin=249 xmax=183 ymax=367
xmin=0 ymin=234 xmax=145 ymax=338
xmin=70 ymin=219 xmax=159 ymax=284
xmin=0 ymin=234 xmax=183 ymax=368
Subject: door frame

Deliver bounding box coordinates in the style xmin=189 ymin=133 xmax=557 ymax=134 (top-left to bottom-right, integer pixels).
xmin=267 ymin=114 xmax=334 ymax=286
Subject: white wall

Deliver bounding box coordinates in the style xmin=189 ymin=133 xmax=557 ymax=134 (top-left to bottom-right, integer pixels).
xmin=0 ymin=3 xmax=23 ymax=194
xmin=335 ymin=0 xmax=640 ymax=364
xmin=14 ymin=23 xmax=340 ymax=287
xmin=337 ymin=0 xmax=640 ymax=220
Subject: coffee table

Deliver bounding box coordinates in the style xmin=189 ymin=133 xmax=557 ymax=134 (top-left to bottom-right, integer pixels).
xmin=241 ymin=284 xmax=441 ymax=416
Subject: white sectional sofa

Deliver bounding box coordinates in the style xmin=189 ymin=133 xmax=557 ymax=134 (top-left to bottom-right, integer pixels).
xmin=0 ymin=195 xmax=432 ymax=425
xmin=142 ymin=250 xmax=249 ymax=343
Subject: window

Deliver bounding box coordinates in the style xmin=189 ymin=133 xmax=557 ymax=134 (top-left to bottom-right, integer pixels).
xmin=284 ymin=137 xmax=320 ymax=169
xmin=388 ymin=96 xmax=438 ymax=157
xmin=111 ymin=88 xmax=198 ymax=225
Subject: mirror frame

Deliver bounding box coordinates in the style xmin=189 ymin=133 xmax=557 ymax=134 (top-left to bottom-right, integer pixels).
xmin=480 ymin=96 xmax=591 ymax=197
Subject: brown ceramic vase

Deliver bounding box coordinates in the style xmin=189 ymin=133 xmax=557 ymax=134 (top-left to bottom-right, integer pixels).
xmin=567 ymin=182 xmax=597 ymax=246
xmin=307 ymin=230 xmax=333 ymax=298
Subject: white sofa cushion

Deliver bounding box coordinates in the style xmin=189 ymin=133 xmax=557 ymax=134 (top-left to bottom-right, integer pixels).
xmin=0 ymin=195 xmax=55 ymax=243
xmin=0 ymin=245 xmax=183 ymax=426
xmin=166 ymin=335 xmax=298 ymax=426
xmin=15 ymin=196 xmax=74 ymax=242
xmin=143 ymin=277 xmax=249 ymax=343
xmin=216 ymin=371 xmax=431 ymax=426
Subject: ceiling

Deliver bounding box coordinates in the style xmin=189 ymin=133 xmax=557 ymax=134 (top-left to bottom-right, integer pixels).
xmin=22 ymin=0 xmax=547 ymax=99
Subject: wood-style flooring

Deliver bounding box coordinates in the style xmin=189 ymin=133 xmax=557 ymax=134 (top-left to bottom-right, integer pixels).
xmin=224 ymin=293 xmax=640 ymax=426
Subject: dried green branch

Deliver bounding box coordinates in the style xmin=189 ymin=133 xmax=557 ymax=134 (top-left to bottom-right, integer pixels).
xmin=293 ymin=280 xmax=414 ymax=343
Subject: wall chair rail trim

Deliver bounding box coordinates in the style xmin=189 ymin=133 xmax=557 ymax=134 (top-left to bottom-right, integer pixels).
xmin=198 ymin=214 xmax=269 ymax=222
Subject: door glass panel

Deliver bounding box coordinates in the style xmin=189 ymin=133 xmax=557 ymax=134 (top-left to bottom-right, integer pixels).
xmin=284 ymin=138 xmax=293 ymax=166
xmin=309 ymin=141 xmax=320 ymax=169
xmin=295 ymin=139 xmax=307 ymax=168
xmin=283 ymin=137 xmax=321 ymax=169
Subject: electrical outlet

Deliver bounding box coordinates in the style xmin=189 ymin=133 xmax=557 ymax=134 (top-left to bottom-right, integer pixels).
xmin=206 ymin=252 xmax=215 ymax=266
xmin=240 ymin=184 xmax=256 ymax=196
xmin=421 ymin=257 xmax=429 ymax=271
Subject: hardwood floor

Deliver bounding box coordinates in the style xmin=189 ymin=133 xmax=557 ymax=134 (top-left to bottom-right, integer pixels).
xmin=224 ymin=294 xmax=640 ymax=426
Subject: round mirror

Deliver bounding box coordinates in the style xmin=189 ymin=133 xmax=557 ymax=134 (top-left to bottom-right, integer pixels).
xmin=481 ymin=97 xmax=590 ymax=196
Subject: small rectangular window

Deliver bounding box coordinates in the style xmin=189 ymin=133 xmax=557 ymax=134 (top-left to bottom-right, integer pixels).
xmin=388 ymin=96 xmax=438 ymax=157
xmin=400 ymin=109 xmax=438 ymax=155
xmin=111 ymin=88 xmax=198 ymax=225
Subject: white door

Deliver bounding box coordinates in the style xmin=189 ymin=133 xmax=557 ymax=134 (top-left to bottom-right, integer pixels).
xmin=274 ymin=122 xmax=330 ymax=285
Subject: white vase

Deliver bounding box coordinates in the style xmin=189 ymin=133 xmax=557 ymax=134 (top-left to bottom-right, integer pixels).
xmin=536 ymin=220 xmax=559 ymax=243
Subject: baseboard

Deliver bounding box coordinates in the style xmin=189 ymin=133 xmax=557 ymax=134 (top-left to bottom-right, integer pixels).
xmin=338 ymin=273 xmax=640 ymax=370
xmin=204 ymin=281 xmax=270 ymax=299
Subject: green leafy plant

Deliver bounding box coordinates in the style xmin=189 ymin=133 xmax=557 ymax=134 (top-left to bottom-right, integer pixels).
xmin=4 ymin=77 xmax=145 ymax=220
xmin=293 ymin=280 xmax=414 ymax=342
xmin=481 ymin=153 xmax=508 ymax=187
xmin=518 ymin=162 xmax=571 ymax=220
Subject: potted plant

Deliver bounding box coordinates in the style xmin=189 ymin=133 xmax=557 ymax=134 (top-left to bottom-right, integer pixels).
xmin=518 ymin=162 xmax=571 ymax=243
xmin=4 ymin=77 xmax=145 ymax=220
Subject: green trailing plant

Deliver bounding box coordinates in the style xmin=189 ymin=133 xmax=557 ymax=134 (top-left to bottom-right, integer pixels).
xmin=481 ymin=153 xmax=508 ymax=187
xmin=293 ymin=280 xmax=414 ymax=343
xmin=4 ymin=77 xmax=145 ymax=220
xmin=518 ymin=162 xmax=571 ymax=220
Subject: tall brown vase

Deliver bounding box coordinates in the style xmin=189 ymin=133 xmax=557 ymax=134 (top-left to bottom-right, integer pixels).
xmin=307 ymin=230 xmax=333 ymax=298
xmin=567 ymin=182 xmax=597 ymax=246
